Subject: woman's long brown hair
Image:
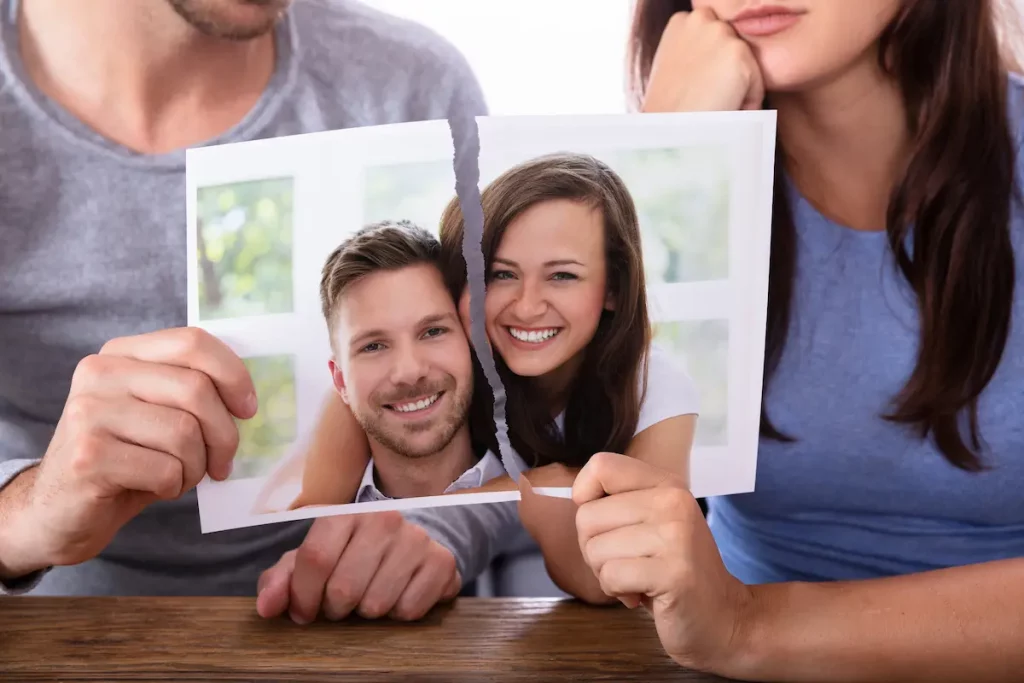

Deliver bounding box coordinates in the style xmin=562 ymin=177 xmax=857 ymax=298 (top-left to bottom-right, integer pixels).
xmin=629 ymin=0 xmax=1019 ymax=471
xmin=439 ymin=153 xmax=651 ymax=469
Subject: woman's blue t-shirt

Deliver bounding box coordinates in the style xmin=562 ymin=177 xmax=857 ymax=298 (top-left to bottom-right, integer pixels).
xmin=707 ymin=75 xmax=1024 ymax=584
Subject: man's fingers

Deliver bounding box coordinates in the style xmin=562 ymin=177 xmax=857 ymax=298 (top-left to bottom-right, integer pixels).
xmin=70 ymin=396 xmax=206 ymax=496
xmin=256 ymin=551 xmax=296 ymax=619
xmin=390 ymin=548 xmax=460 ymax=621
xmin=88 ymin=436 xmax=186 ymax=500
xmin=572 ymin=452 xmax=683 ymax=505
xmin=356 ymin=524 xmax=429 ymax=619
xmin=288 ymin=517 xmax=355 ymax=623
xmin=99 ymin=327 xmax=257 ymax=421
xmin=322 ymin=512 xmax=401 ymax=620
xmin=71 ymin=355 xmax=239 ymax=481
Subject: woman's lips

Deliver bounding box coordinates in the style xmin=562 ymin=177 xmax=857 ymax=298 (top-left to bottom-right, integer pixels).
xmin=729 ymin=6 xmax=804 ymax=37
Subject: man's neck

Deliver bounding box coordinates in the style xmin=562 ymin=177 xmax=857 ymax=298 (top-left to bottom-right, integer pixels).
xmin=17 ymin=0 xmax=278 ymax=154
xmin=371 ymin=429 xmax=477 ymax=499
xmin=771 ymin=51 xmax=912 ymax=232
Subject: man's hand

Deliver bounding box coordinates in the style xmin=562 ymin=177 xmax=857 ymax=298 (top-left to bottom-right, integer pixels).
xmin=573 ymin=452 xmax=756 ymax=673
xmin=256 ymin=511 xmax=461 ymax=623
xmin=0 ymin=327 xmax=255 ymax=579
xmin=642 ymin=8 xmax=765 ymax=113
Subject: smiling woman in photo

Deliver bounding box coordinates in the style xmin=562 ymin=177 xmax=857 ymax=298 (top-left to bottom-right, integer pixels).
xmin=441 ymin=152 xmax=698 ymax=479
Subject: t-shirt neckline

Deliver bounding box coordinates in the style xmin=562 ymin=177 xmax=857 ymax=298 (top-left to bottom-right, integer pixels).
xmin=0 ymin=0 xmax=299 ymax=170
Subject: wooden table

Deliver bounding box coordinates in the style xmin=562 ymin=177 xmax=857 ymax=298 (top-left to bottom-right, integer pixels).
xmin=0 ymin=597 xmax=743 ymax=681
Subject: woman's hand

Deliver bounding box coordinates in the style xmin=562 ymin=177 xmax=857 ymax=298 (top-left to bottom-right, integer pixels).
xmin=642 ymin=8 xmax=765 ymax=113
xmin=572 ymin=452 xmax=757 ymax=672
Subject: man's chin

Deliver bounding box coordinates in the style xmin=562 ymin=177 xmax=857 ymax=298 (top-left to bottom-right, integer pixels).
xmin=367 ymin=423 xmax=447 ymax=460
xmin=388 ymin=435 xmax=446 ymax=460
xmin=166 ymin=0 xmax=289 ymax=41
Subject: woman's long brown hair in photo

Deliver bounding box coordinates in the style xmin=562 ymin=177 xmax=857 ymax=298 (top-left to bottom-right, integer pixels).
xmin=630 ymin=0 xmax=1021 ymax=472
xmin=439 ymin=152 xmax=651 ymax=469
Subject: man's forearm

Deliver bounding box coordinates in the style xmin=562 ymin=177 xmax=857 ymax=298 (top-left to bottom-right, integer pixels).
xmin=402 ymin=499 xmax=520 ymax=583
xmin=0 ymin=464 xmax=46 ymax=580
xmin=730 ymin=558 xmax=1024 ymax=682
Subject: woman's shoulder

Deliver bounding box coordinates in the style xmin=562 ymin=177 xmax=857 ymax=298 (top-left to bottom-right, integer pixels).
xmin=1008 ymin=71 xmax=1024 ymax=133
xmin=1006 ymin=72 xmax=1024 ymax=254
xmin=634 ymin=342 xmax=700 ymax=436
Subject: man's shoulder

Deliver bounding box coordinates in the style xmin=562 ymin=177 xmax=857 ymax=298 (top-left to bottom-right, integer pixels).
xmin=288 ymin=0 xmax=487 ymax=121
xmin=292 ymin=1 xmax=463 ymax=69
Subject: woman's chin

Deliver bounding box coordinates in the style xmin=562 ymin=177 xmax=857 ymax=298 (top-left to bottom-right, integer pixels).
xmin=503 ymin=356 xmax=558 ymax=378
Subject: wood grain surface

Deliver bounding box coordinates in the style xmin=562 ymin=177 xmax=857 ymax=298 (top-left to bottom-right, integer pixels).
xmin=0 ymin=596 xmax=744 ymax=682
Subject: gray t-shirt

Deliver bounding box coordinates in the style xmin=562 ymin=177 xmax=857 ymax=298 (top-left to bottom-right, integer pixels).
xmin=0 ymin=0 xmax=516 ymax=596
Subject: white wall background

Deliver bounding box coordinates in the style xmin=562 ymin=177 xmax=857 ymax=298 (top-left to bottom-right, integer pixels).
xmin=363 ymin=0 xmax=634 ymax=115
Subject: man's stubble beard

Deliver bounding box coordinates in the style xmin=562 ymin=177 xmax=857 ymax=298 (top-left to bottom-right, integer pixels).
xmin=356 ymin=384 xmax=473 ymax=460
xmin=165 ymin=0 xmax=289 ymax=41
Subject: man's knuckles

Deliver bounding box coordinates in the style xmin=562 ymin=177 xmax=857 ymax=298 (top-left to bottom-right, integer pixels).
xmin=324 ymin=576 xmax=363 ymax=616
xmin=295 ymin=539 xmax=338 ymax=576
xmin=365 ymin=510 xmax=405 ymax=536
xmin=70 ymin=353 xmax=112 ymax=391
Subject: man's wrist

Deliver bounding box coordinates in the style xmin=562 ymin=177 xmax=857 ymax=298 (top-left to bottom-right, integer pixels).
xmin=0 ymin=466 xmax=48 ymax=580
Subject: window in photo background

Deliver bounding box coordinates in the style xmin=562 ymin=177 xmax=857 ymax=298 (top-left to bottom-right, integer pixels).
xmin=600 ymin=146 xmax=730 ymax=285
xmin=195 ymin=177 xmax=295 ymax=321
xmin=363 ymin=160 xmax=455 ymax=235
xmin=232 ymin=354 xmax=298 ymax=480
xmin=653 ymin=319 xmax=729 ymax=447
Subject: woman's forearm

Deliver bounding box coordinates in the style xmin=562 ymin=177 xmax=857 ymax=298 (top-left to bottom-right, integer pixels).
xmin=731 ymin=558 xmax=1024 ymax=682
xmin=514 ymin=465 xmax=617 ymax=604
xmin=289 ymin=391 xmax=370 ymax=508
xmin=533 ymin=502 xmax=618 ymax=605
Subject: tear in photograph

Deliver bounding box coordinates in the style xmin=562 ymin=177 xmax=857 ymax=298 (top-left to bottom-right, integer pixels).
xmin=185 ymin=111 xmax=776 ymax=533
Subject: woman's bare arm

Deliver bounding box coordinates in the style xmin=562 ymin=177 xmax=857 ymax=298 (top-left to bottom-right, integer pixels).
xmin=287 ymin=390 xmax=371 ymax=509
xmin=727 ymin=558 xmax=1024 ymax=682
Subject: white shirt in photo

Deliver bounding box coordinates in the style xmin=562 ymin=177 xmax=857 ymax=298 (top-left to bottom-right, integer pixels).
xmin=509 ymin=342 xmax=701 ymax=473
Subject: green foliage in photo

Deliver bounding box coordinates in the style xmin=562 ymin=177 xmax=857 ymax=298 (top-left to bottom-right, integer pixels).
xmin=196 ymin=177 xmax=295 ymax=321
xmin=232 ymin=355 xmax=298 ymax=480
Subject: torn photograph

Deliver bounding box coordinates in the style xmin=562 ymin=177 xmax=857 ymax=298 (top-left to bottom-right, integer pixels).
xmin=185 ymin=111 xmax=776 ymax=533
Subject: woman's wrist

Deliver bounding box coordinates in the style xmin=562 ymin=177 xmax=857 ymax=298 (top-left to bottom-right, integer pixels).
xmin=718 ymin=582 xmax=771 ymax=679
xmin=714 ymin=581 xmax=826 ymax=682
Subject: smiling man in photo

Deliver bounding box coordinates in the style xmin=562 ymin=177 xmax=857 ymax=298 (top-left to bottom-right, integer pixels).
xmin=320 ymin=220 xmax=505 ymax=501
